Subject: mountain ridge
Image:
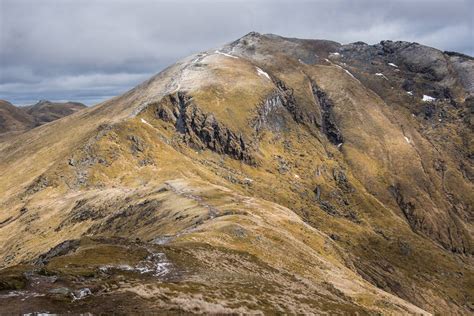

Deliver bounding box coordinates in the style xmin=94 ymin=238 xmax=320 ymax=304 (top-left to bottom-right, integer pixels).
xmin=0 ymin=33 xmax=472 ymax=314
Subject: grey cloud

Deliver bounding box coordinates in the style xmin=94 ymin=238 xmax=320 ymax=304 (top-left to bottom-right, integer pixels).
xmin=1 ymin=0 xmax=472 ymax=105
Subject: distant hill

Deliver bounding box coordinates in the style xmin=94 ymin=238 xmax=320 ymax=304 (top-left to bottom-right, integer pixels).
xmin=0 ymin=99 xmax=86 ymax=137
xmin=23 ymin=100 xmax=87 ymax=125
xmin=0 ymin=100 xmax=36 ymax=134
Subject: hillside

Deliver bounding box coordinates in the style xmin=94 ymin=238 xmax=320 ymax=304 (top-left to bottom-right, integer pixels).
xmin=0 ymin=33 xmax=472 ymax=314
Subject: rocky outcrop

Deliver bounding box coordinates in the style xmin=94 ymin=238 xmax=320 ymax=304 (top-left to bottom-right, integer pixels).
xmin=253 ymin=90 xmax=287 ymax=132
xmin=35 ymin=240 xmax=80 ymax=266
xmin=388 ymin=184 xmax=419 ymax=230
xmin=155 ymin=93 xmax=254 ymax=163
xmin=389 ymin=183 xmax=471 ymax=254
xmin=311 ymin=82 xmax=343 ymax=145
xmin=254 ymin=78 xmax=322 ymax=133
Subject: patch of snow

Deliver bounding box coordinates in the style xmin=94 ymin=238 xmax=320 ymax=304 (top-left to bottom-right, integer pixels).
xmin=140 ymin=118 xmax=153 ymax=127
xmin=344 ymin=69 xmax=356 ymax=79
xmin=404 ymin=136 xmax=411 ymax=144
xmin=329 ymin=52 xmax=341 ymax=57
xmin=324 ymin=58 xmax=331 ymax=63
xmin=375 ymin=73 xmax=389 ymax=80
xmin=170 ymin=83 xmax=181 ymax=94
xmin=407 ymin=91 xmax=413 ymax=96
xmin=72 ymin=288 xmax=92 ymax=301
xmin=334 ymin=64 xmax=360 ymax=83
xmin=388 ymin=63 xmax=398 ymax=68
xmin=2 ymin=291 xmax=24 ymax=298
xmin=256 ymin=67 xmax=271 ymax=80
xmin=191 ymin=53 xmax=207 ymax=64
xmin=422 ymin=95 xmax=436 ymax=102
xmin=99 ymin=252 xmax=171 ymax=277
xmin=2 ymin=291 xmax=45 ymax=301
xmin=104 ymin=264 xmax=134 ymax=271
xmin=214 ymin=50 xmax=238 ymax=59
xmin=153 ymin=235 xmax=174 ymax=245
xmin=337 ymin=143 xmax=343 ymax=148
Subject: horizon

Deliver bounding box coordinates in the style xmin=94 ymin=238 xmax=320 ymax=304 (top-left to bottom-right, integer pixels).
xmin=1 ymin=0 xmax=473 ymax=106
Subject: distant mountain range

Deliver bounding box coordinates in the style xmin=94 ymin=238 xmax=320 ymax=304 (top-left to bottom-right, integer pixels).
xmin=0 ymin=99 xmax=86 ymax=136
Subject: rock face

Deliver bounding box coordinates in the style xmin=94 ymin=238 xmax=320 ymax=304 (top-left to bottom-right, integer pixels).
xmin=0 ymin=33 xmax=472 ymax=314
xmin=311 ymin=81 xmax=343 ymax=145
xmin=154 ymin=93 xmax=255 ymax=163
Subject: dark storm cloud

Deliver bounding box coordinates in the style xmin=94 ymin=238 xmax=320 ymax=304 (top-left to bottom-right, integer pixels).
xmin=1 ymin=0 xmax=472 ymax=105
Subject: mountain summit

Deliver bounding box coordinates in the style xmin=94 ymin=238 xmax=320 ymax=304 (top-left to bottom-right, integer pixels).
xmin=0 ymin=33 xmax=472 ymax=314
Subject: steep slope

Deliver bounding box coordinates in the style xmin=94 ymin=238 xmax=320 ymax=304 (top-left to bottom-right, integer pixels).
xmin=0 ymin=33 xmax=472 ymax=314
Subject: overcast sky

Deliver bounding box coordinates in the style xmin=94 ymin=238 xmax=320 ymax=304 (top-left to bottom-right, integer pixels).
xmin=1 ymin=0 xmax=473 ymax=106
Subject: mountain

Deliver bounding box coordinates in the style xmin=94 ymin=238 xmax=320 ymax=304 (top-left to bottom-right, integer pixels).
xmin=23 ymin=100 xmax=87 ymax=125
xmin=0 ymin=100 xmax=86 ymax=139
xmin=0 ymin=33 xmax=472 ymax=314
xmin=0 ymin=100 xmax=36 ymax=135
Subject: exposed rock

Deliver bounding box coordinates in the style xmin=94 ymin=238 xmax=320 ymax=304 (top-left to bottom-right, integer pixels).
xmin=275 ymin=155 xmax=290 ymax=174
xmin=311 ymin=82 xmax=343 ymax=145
xmin=128 ymin=135 xmax=146 ymax=155
xmin=388 ymin=184 xmax=419 ymax=231
xmin=314 ymin=185 xmax=321 ymax=200
xmin=253 ymin=90 xmax=287 ymax=132
xmin=333 ymin=168 xmax=353 ymax=193
xmin=319 ymin=200 xmax=339 ymax=216
xmin=329 ymin=233 xmax=340 ymax=241
xmin=398 ymin=240 xmax=412 ymax=256
xmin=24 ymin=175 xmax=50 ymax=195
xmin=49 ymin=287 xmax=71 ymax=295
xmin=155 ymin=93 xmax=254 ymax=163
xmin=35 ymin=240 xmax=80 ymax=266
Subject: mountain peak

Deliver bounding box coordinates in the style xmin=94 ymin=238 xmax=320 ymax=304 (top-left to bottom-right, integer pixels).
xmin=35 ymin=99 xmax=51 ymax=105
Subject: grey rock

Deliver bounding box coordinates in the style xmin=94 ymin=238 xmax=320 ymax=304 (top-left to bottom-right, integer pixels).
xmin=49 ymin=287 xmax=71 ymax=295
